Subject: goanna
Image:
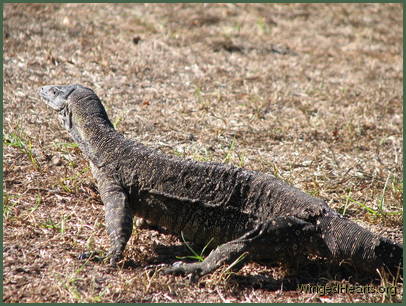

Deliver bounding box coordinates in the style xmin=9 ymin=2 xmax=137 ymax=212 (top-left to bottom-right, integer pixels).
xmin=38 ymin=84 xmax=403 ymax=278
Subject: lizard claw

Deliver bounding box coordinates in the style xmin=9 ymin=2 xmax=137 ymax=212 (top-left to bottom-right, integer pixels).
xmin=108 ymin=253 xmax=123 ymax=267
xmin=105 ymin=247 xmax=124 ymax=267
xmin=163 ymin=262 xmax=203 ymax=282
xmin=163 ymin=263 xmax=186 ymax=275
xmin=78 ymin=251 xmax=102 ymax=262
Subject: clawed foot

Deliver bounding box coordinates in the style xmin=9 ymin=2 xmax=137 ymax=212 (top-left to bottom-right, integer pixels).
xmin=78 ymin=250 xmax=123 ymax=266
xmin=106 ymin=250 xmax=124 ymax=266
xmin=78 ymin=251 xmax=103 ymax=262
xmin=163 ymin=261 xmax=207 ymax=282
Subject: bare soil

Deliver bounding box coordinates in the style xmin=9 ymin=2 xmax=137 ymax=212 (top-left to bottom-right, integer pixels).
xmin=3 ymin=3 xmax=403 ymax=303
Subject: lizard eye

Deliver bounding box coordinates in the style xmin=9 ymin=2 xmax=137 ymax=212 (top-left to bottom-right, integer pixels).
xmin=50 ymin=88 xmax=60 ymax=97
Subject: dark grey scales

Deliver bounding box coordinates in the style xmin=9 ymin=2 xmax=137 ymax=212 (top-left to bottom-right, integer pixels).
xmin=38 ymin=84 xmax=403 ymax=279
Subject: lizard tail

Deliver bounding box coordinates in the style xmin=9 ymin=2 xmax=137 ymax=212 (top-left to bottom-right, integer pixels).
xmin=318 ymin=216 xmax=403 ymax=275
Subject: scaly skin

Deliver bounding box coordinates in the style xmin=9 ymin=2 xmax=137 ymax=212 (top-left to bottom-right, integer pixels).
xmin=39 ymin=84 xmax=403 ymax=278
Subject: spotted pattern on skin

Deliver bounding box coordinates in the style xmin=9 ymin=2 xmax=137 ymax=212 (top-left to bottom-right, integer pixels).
xmin=39 ymin=84 xmax=403 ymax=278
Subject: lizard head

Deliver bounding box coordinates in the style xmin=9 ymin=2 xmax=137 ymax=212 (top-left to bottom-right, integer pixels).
xmin=39 ymin=84 xmax=92 ymax=111
xmin=38 ymin=84 xmax=114 ymax=151
xmin=38 ymin=84 xmax=102 ymax=131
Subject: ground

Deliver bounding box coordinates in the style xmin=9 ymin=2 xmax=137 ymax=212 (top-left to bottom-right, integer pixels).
xmin=2 ymin=3 xmax=403 ymax=303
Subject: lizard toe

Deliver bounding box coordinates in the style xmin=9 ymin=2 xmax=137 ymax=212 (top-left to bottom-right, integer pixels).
xmin=78 ymin=251 xmax=102 ymax=261
xmin=164 ymin=262 xmax=203 ymax=279
xmin=106 ymin=249 xmax=124 ymax=267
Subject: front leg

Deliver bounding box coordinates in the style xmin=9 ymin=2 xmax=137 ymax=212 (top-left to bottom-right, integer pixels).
xmin=99 ymin=180 xmax=133 ymax=265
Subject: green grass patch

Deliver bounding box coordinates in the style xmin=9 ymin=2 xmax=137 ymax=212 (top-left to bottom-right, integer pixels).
xmin=176 ymin=232 xmax=214 ymax=262
xmin=4 ymin=131 xmax=40 ymax=170
xmin=222 ymin=138 xmax=246 ymax=167
xmin=53 ymin=142 xmax=79 ymax=149
xmin=346 ymin=198 xmax=402 ymax=217
xmin=39 ymin=215 xmax=70 ymax=233
xmin=58 ymin=167 xmax=91 ymax=193
xmin=3 ymin=192 xmax=19 ymax=220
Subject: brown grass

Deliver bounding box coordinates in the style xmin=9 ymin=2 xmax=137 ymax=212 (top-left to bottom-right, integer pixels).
xmin=3 ymin=3 xmax=403 ymax=303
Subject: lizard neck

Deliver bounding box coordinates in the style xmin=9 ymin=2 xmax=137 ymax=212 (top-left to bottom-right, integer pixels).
xmin=68 ymin=95 xmax=125 ymax=167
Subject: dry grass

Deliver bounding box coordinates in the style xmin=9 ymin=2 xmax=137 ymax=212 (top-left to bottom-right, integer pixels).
xmin=3 ymin=3 xmax=403 ymax=303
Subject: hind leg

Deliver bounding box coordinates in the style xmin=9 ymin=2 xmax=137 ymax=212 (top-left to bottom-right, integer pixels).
xmin=165 ymin=216 xmax=317 ymax=278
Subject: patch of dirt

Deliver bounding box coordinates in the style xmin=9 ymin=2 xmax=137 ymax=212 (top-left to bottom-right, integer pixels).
xmin=3 ymin=3 xmax=403 ymax=303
